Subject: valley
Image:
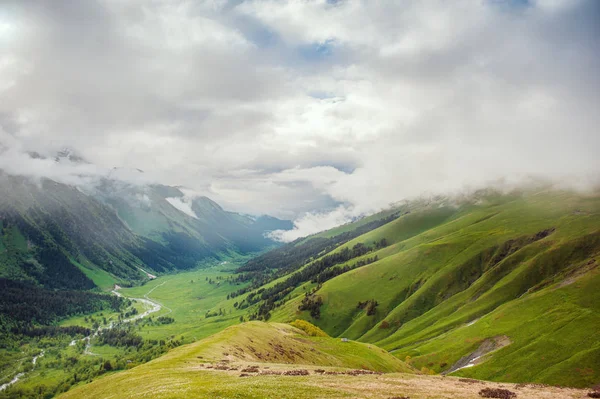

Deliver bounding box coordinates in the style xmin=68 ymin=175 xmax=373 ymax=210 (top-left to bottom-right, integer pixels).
xmin=1 ymin=188 xmax=599 ymax=399
xmin=2 ymin=1 xmax=598 ymax=397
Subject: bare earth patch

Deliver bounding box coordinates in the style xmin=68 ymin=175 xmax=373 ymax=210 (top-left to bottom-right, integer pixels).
xmin=190 ymin=361 xmax=589 ymax=398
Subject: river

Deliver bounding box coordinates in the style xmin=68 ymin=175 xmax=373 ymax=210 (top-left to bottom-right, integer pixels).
xmin=0 ymin=282 xmax=168 ymax=391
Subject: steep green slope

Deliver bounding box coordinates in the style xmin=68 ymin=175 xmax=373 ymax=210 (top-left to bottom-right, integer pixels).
xmin=0 ymin=172 xmax=150 ymax=288
xmin=96 ymin=181 xmax=292 ymax=257
xmin=259 ymin=189 xmax=600 ymax=387
xmin=0 ymin=169 xmax=290 ymax=291
xmin=393 ymin=265 xmax=600 ymax=387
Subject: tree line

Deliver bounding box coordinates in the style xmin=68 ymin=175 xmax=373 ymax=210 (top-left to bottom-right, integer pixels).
xmin=0 ymin=278 xmax=125 ymax=331
xmin=243 ymin=239 xmax=388 ymax=321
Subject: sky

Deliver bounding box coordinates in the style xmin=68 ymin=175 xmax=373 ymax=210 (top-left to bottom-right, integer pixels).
xmin=0 ymin=0 xmax=599 ymax=241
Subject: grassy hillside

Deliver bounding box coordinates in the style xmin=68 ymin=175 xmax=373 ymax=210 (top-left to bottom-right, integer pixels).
xmin=3 ymin=187 xmax=599 ymax=397
xmin=59 ymin=321 xmax=418 ymax=399
xmin=259 ymin=189 xmax=600 ymax=388
xmin=0 ymin=167 xmax=291 ymax=291
xmin=105 ymin=189 xmax=598 ymax=389
xmin=65 ymin=321 xmax=586 ymax=399
xmin=60 ymin=375 xmax=594 ymax=399
xmin=159 ymin=321 xmax=412 ymax=372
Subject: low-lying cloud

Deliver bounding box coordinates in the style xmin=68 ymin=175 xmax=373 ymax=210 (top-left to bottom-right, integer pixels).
xmin=1 ymin=0 xmax=598 ymax=241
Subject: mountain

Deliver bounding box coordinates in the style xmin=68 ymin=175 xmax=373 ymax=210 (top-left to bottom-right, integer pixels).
xmin=2 ymin=186 xmax=599 ymax=398
xmin=0 ymin=162 xmax=291 ymax=291
xmin=231 ymin=188 xmax=600 ymax=388
xmin=93 ymin=179 xmax=292 ymax=261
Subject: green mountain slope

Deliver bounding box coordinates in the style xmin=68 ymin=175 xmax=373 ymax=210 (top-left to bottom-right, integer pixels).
xmin=0 ymin=169 xmax=290 ymax=291
xmin=0 ymin=172 xmax=150 ymax=289
xmin=95 ymin=180 xmax=292 ymax=256
xmin=236 ymin=189 xmax=600 ymax=388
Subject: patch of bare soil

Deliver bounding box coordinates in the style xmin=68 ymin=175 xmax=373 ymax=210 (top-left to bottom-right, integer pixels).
xmin=558 ymin=258 xmax=597 ymax=288
xmin=444 ymin=335 xmax=511 ymax=374
xmin=193 ymin=361 xmax=589 ymax=398
xmin=309 ymin=374 xmax=588 ymax=399
xmin=459 ymin=378 xmax=483 ymax=384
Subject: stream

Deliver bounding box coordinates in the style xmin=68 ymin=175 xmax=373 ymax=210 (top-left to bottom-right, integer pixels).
xmin=0 ymin=350 xmax=44 ymax=392
xmin=0 ymin=281 xmax=168 ymax=391
xmin=72 ymin=281 xmax=169 ymax=355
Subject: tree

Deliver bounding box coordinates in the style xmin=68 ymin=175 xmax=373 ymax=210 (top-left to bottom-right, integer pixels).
xmin=103 ymin=360 xmax=113 ymax=371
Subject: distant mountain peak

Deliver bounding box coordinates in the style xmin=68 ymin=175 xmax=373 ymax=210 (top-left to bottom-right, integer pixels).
xmin=54 ymin=148 xmax=89 ymax=164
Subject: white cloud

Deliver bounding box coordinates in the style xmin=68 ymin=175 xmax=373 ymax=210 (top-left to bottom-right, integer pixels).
xmin=268 ymin=205 xmax=358 ymax=242
xmin=0 ymin=0 xmax=598 ymax=240
xmin=165 ymin=197 xmax=198 ymax=219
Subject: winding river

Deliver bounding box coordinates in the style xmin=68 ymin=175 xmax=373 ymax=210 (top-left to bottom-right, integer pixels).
xmin=0 ymin=350 xmax=44 ymax=392
xmin=0 ymin=281 xmax=168 ymax=391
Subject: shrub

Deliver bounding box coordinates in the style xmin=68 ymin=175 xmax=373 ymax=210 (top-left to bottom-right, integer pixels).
xmin=282 ymin=369 xmax=309 ymax=376
xmin=357 ymin=299 xmax=378 ymax=316
xmin=478 ymin=388 xmax=516 ymax=398
xmin=298 ymin=295 xmax=323 ymax=319
xmin=290 ymin=319 xmax=329 ymax=337
xmin=103 ymin=361 xmax=113 ymax=371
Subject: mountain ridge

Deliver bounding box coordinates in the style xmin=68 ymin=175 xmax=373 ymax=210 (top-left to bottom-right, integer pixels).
xmin=0 ymin=164 xmax=291 ymax=290
xmin=227 ymin=188 xmax=600 ymax=388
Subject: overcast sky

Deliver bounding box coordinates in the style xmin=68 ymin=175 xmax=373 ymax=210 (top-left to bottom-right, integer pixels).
xmin=1 ymin=0 xmax=599 ymax=240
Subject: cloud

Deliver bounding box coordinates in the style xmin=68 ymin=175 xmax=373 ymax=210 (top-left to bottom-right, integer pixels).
xmin=0 ymin=0 xmax=598 ymax=241
xmin=165 ymin=197 xmax=198 ymax=219
xmin=267 ymin=205 xmax=357 ymax=242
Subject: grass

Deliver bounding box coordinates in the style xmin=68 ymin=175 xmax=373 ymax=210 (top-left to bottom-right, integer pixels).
xmin=9 ymin=189 xmax=600 ymax=397
xmin=269 ymin=189 xmax=600 ymax=388
xmin=58 ymin=322 xmax=590 ymax=399
xmin=71 ymin=258 xmax=119 ymax=290
xmin=115 ymin=264 xmax=250 ymax=343
xmin=58 ymin=321 xmax=392 ymax=398
xmin=58 ymin=321 xmax=413 ymax=398
xmin=59 ymin=372 xmax=591 ymax=399
xmin=0 ymin=262 xmax=247 ymax=396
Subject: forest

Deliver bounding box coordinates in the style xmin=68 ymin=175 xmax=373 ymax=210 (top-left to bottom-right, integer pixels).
xmin=0 ymin=278 xmax=125 ymax=332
